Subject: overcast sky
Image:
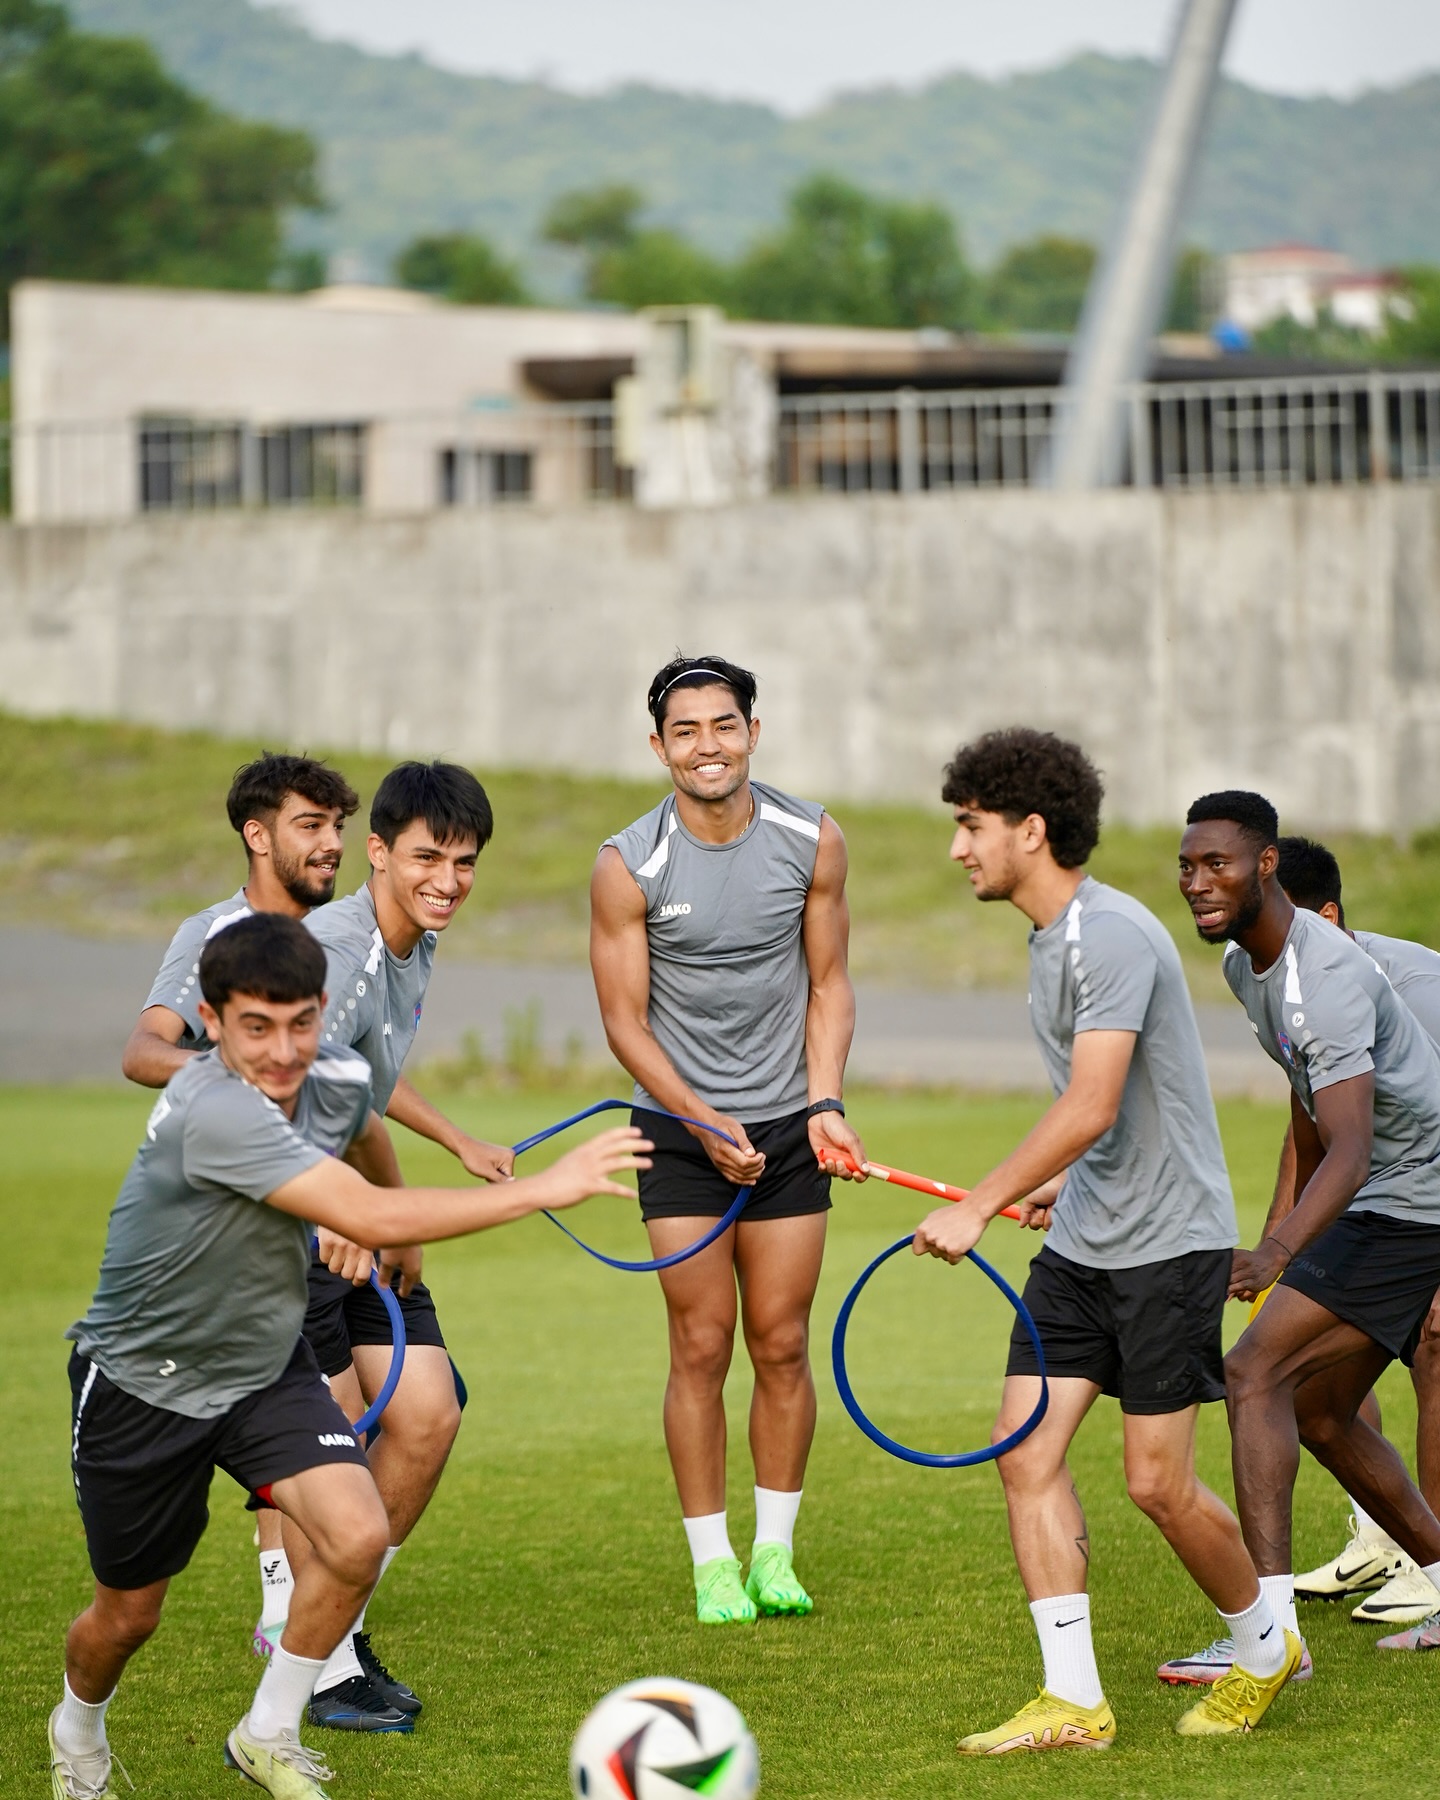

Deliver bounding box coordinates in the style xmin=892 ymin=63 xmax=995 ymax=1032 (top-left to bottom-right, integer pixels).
xmin=262 ymin=0 xmax=1440 ymax=111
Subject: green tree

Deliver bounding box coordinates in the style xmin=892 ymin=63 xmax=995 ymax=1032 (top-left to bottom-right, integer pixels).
xmin=983 ymin=235 xmax=1096 ymax=333
xmin=1164 ymin=245 xmax=1218 ymax=333
xmin=1250 ymin=308 xmax=1372 ymax=363
xmin=732 ymin=173 xmax=973 ymax=328
xmin=542 ymin=183 xmax=728 ymax=309
xmin=0 ymin=0 xmax=322 ymax=333
xmin=394 ymin=231 xmax=531 ymax=305
xmin=1382 ymin=266 xmax=1440 ymax=362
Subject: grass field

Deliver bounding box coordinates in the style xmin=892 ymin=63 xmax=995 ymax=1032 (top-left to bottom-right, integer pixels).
xmin=8 ymin=1083 xmax=1435 ymax=1800
xmin=8 ymin=712 xmax=1440 ymax=999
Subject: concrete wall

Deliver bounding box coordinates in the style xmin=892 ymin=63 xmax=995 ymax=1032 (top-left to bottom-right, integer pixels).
xmin=3 ymin=483 xmax=1438 ymax=831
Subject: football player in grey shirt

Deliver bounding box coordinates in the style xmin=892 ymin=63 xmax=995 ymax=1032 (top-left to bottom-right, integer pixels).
xmin=1272 ymin=838 xmax=1440 ymax=1627
xmin=1178 ymin=790 xmax=1440 ymax=1668
xmin=913 ymin=730 xmax=1296 ymax=1753
xmin=53 ymin=912 xmax=648 ymax=1800
xmin=122 ymin=752 xmax=359 ymax=1085
xmin=300 ymin=759 xmax=517 ymax=1726
xmin=591 ymin=656 xmax=868 ymax=1628
xmin=119 ymin=751 xmax=362 ymax=1665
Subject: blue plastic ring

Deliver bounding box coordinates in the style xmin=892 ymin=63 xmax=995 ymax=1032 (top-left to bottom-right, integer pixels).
xmin=310 ymin=1237 xmax=408 ymax=1438
xmin=831 ymin=1234 xmax=1048 ymax=1467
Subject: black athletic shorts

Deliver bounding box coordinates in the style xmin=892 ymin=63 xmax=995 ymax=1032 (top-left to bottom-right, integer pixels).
xmin=1006 ymin=1243 xmax=1230 ymax=1414
xmin=68 ymin=1337 xmax=369 ymax=1591
xmin=303 ymin=1259 xmax=446 ymax=1379
xmin=634 ymin=1106 xmax=831 ymax=1223
xmin=1280 ymin=1209 xmax=1440 ymax=1367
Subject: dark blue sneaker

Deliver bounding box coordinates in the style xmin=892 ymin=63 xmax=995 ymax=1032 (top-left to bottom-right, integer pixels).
xmin=355 ymin=1632 xmax=423 ymax=1716
xmin=307 ymin=1674 xmax=414 ymax=1733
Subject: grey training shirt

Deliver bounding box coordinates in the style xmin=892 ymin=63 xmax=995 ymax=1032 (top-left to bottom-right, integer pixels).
xmin=306 ymin=885 xmax=435 ymax=1115
xmin=1029 ymin=876 xmax=1238 ymax=1269
xmin=68 ymin=1046 xmax=373 ymax=1418
xmin=603 ymin=781 xmax=825 ymax=1121
xmin=1354 ymin=930 xmax=1440 ymax=1046
xmin=143 ymin=888 xmax=253 ymax=1047
xmin=1225 ymin=908 xmax=1440 ymax=1225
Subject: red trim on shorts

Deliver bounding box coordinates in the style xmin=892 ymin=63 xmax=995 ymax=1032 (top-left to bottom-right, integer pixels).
xmin=253 ymin=1483 xmax=276 ymax=1509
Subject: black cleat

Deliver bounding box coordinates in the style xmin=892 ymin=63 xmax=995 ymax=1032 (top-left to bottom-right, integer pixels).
xmin=355 ymin=1631 xmax=423 ymax=1715
xmin=307 ymin=1673 xmax=414 ymax=1733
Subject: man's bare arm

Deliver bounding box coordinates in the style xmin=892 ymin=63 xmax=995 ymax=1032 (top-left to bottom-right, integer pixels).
xmin=1229 ymin=1077 xmax=1373 ymax=1299
xmin=385 ymin=1075 xmax=515 ymax=1182
xmin=120 ymin=1005 xmax=194 ymax=1088
xmin=589 ymin=845 xmax=764 ymax=1184
xmin=913 ymin=1030 xmax=1138 ymax=1262
xmin=800 ymin=816 xmax=867 ymax=1179
xmin=1259 ymin=1120 xmax=1300 ymax=1237
xmin=265 ymin=1126 xmax=652 ymax=1245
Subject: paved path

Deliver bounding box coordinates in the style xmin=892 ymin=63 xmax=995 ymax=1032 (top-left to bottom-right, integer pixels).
xmin=0 ymin=927 xmax=1285 ymax=1099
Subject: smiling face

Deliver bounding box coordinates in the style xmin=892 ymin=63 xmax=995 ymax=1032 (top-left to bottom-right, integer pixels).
xmin=650 ymin=683 xmax=760 ymax=804
xmin=369 ymin=820 xmax=478 ymax=938
xmin=198 ymin=990 xmax=323 ymax=1109
xmin=948 ymin=802 xmax=1037 ymax=902
xmin=245 ymin=790 xmax=348 ymax=908
xmin=1178 ymin=819 xmax=1275 ymax=943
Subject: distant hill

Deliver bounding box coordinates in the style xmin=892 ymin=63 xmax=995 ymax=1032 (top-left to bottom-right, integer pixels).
xmin=69 ymin=0 xmax=1440 ymax=287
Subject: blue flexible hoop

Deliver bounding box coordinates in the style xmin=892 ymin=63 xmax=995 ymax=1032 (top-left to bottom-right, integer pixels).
xmin=311 ymin=1238 xmax=408 ymax=1438
xmin=831 ymin=1234 xmax=1048 ymax=1467
xmin=512 ymin=1098 xmax=754 ymax=1273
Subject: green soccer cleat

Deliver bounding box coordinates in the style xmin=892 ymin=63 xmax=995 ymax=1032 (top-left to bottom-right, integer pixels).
xmin=224 ymin=1718 xmax=334 ymax=1798
xmin=694 ymin=1556 xmax=758 ymax=1625
xmin=745 ymin=1542 xmax=814 ymax=1616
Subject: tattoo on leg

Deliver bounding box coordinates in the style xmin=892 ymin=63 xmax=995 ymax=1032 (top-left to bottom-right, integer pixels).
xmin=1071 ymin=1480 xmax=1090 ymax=1566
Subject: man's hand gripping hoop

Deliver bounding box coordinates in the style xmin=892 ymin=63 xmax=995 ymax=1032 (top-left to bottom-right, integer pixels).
xmin=823 ymin=1150 xmax=1050 ymax=1468
xmin=310 ymin=1240 xmax=408 ymax=1438
xmin=513 ymin=1099 xmax=753 ymax=1273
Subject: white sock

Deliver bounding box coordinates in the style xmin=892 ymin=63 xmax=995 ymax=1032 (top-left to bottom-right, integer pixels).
xmin=683 ymin=1512 xmax=734 ymax=1567
xmin=1219 ymin=1589 xmax=1285 ymax=1678
xmin=1258 ymin=1572 xmax=1299 ymax=1641
xmin=753 ymin=1487 xmax=802 ymax=1553
xmin=259 ymin=1549 xmax=293 ymax=1631
xmin=313 ymin=1544 xmax=401 ymax=1693
xmin=1029 ymin=1593 xmax=1103 ymax=1708
xmin=55 ymin=1676 xmax=112 ymax=1757
xmin=1421 ymin=1559 xmax=1440 ymax=1590
xmin=1349 ymin=1495 xmax=1386 ymax=1537
xmin=248 ymin=1645 xmax=325 ymax=1742
xmin=352 ymin=1545 xmax=399 ymax=1637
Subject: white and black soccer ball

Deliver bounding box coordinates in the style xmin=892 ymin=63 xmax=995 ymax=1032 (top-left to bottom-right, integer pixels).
xmin=569 ymin=1678 xmax=759 ymax=1800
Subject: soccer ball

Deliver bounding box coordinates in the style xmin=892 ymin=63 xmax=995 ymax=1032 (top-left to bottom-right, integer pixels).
xmin=569 ymin=1677 xmax=760 ymax=1800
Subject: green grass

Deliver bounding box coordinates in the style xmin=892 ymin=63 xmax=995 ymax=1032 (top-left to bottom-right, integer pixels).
xmin=5 ymin=1083 xmax=1433 ymax=1799
xmin=8 ymin=711 xmax=1440 ymax=999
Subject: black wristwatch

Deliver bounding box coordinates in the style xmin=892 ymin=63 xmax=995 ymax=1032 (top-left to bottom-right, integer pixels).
xmin=806 ymin=1098 xmax=845 ymax=1119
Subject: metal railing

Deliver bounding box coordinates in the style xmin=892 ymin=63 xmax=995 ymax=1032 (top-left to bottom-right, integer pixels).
xmin=3 ymin=371 xmax=1437 ymax=522
xmin=774 ymin=370 xmax=1440 ymax=495
xmin=0 ymin=401 xmax=627 ymax=523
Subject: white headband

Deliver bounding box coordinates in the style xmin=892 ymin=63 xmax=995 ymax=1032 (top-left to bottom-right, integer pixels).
xmin=656 ymin=667 xmax=730 ymax=703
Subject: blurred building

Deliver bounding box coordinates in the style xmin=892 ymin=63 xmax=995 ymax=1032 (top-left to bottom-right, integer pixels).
xmin=7 ymin=277 xmax=1437 ymax=522
xmin=1222 ymin=244 xmax=1408 ymax=335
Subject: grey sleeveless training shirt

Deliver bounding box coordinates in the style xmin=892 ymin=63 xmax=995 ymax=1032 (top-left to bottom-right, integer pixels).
xmin=603 ymin=781 xmax=825 ymax=1121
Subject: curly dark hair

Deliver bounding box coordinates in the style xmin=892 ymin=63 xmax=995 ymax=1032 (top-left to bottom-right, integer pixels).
xmin=941 ymin=728 xmax=1103 ymax=869
xmin=1185 ymin=790 xmax=1278 ymax=851
xmin=1277 ymin=834 xmax=1345 ymax=924
xmin=226 ymin=752 xmax=359 ymax=837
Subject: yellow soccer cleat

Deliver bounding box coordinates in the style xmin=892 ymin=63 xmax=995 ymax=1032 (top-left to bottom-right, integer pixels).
xmin=958 ymin=1688 xmax=1115 ymax=1755
xmin=1174 ymin=1630 xmax=1303 ymax=1737
xmin=224 ymin=1718 xmax=334 ymax=1798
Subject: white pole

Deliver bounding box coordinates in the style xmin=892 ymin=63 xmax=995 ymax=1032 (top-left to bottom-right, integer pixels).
xmin=1045 ymin=0 xmax=1239 ymax=490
